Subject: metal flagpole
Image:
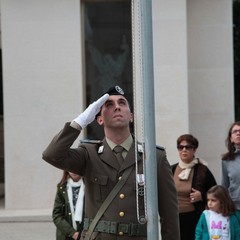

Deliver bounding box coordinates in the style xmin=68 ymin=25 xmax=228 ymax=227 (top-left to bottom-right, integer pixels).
xmin=140 ymin=0 xmax=159 ymax=239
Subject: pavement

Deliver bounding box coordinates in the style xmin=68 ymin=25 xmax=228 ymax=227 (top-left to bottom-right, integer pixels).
xmin=0 ymin=183 xmax=56 ymax=240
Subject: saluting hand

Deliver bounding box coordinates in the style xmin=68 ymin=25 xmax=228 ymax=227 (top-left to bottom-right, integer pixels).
xmin=72 ymin=93 xmax=109 ymax=129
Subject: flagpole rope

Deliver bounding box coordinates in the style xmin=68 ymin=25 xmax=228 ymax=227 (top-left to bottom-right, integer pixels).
xmin=131 ymin=0 xmax=147 ymax=224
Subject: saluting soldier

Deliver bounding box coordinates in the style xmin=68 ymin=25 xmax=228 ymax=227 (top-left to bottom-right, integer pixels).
xmin=42 ymin=86 xmax=180 ymax=240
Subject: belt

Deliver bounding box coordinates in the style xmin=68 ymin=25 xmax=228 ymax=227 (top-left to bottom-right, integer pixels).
xmin=83 ymin=218 xmax=147 ymax=236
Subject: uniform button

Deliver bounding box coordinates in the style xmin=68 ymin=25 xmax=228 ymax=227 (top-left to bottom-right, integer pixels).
xmin=94 ymin=178 xmax=98 ymax=182
xmin=118 ymin=176 xmax=122 ymax=181
xmin=68 ymin=212 xmax=72 ymax=216
xmin=119 ymin=193 xmax=125 ymax=199
xmin=119 ymin=232 xmax=124 ymax=236
xmin=119 ymin=211 xmax=125 ymax=217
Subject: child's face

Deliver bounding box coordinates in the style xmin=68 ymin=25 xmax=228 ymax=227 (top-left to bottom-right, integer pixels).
xmin=207 ymin=193 xmax=221 ymax=213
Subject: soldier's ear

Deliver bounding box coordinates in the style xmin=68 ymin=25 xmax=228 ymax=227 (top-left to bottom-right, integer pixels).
xmin=130 ymin=113 xmax=133 ymax=123
xmin=97 ymin=115 xmax=104 ymax=126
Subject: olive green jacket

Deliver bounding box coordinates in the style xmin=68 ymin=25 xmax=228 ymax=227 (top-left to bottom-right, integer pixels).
xmin=44 ymin=123 xmax=180 ymax=240
xmin=52 ymin=182 xmax=84 ymax=240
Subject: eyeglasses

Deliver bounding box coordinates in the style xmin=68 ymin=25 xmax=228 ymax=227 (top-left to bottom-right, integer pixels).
xmin=177 ymin=145 xmax=194 ymax=151
xmin=231 ymin=129 xmax=240 ymax=135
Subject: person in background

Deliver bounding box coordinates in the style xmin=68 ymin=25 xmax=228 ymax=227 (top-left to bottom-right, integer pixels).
xmin=171 ymin=134 xmax=217 ymax=240
xmin=52 ymin=171 xmax=85 ymax=240
xmin=222 ymin=121 xmax=240 ymax=211
xmin=195 ymin=185 xmax=240 ymax=240
xmin=43 ymin=86 xmax=180 ymax=240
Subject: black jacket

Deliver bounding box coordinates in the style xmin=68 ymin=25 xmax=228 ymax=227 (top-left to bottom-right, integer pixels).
xmin=171 ymin=162 xmax=217 ymax=214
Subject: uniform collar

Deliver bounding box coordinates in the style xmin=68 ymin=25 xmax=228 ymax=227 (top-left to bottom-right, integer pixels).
xmin=99 ymin=136 xmax=141 ymax=172
xmin=106 ymin=134 xmax=133 ymax=152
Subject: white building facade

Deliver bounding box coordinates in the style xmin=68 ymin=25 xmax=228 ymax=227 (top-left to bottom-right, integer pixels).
xmin=0 ymin=0 xmax=234 ymax=211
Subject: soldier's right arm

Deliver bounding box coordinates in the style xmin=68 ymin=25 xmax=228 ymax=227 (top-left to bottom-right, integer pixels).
xmin=42 ymin=94 xmax=109 ymax=174
xmin=42 ymin=122 xmax=86 ymax=175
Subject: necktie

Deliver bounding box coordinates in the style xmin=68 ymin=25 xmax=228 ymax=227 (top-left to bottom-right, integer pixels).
xmin=114 ymin=145 xmax=125 ymax=166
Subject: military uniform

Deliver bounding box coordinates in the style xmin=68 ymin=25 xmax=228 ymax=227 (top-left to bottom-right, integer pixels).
xmin=43 ymin=123 xmax=180 ymax=240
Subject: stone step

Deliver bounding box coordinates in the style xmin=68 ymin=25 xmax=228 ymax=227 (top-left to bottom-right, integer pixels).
xmin=0 ymin=207 xmax=52 ymax=222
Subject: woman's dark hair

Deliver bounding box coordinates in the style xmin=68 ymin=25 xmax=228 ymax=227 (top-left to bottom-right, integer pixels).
xmin=222 ymin=121 xmax=240 ymax=160
xmin=57 ymin=171 xmax=70 ymax=187
xmin=207 ymin=185 xmax=236 ymax=216
xmin=177 ymin=134 xmax=199 ymax=149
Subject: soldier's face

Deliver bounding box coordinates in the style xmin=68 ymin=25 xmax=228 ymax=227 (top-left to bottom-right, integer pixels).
xmin=97 ymin=95 xmax=133 ymax=128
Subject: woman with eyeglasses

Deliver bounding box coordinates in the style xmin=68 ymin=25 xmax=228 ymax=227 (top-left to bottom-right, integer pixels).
xmin=171 ymin=134 xmax=217 ymax=240
xmin=222 ymin=121 xmax=240 ymax=211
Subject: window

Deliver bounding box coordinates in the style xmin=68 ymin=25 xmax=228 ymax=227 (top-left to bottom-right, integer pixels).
xmin=82 ymin=0 xmax=133 ymax=139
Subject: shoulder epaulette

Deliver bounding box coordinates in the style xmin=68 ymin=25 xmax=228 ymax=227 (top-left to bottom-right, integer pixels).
xmin=136 ymin=141 xmax=165 ymax=151
xmin=80 ymin=139 xmax=103 ymax=144
xmin=156 ymin=145 xmax=165 ymax=151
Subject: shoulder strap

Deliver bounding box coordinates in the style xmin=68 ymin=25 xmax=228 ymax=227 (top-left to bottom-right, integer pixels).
xmin=85 ymin=165 xmax=134 ymax=240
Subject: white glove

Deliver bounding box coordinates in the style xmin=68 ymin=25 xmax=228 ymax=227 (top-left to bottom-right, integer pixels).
xmin=72 ymin=93 xmax=109 ymax=129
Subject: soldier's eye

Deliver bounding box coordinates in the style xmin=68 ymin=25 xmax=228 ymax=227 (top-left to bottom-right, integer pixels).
xmin=106 ymin=102 xmax=113 ymax=107
xmin=119 ymin=100 xmax=126 ymax=105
